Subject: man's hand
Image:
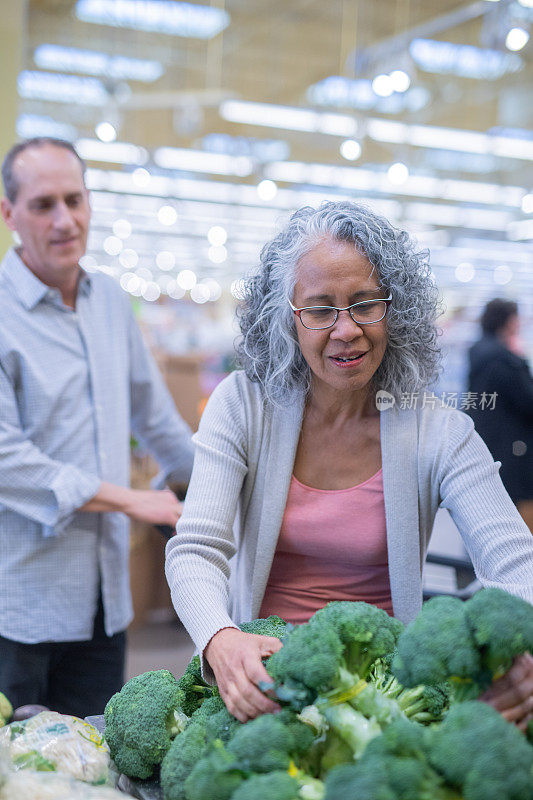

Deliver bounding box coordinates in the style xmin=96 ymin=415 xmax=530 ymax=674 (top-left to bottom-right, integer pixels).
xmin=204 ymin=628 xmax=282 ymax=723
xmin=81 ymin=482 xmax=183 ymax=527
xmin=480 ymin=652 xmax=533 ymax=732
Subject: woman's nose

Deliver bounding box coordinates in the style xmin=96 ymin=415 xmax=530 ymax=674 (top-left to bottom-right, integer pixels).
xmin=329 ymin=309 xmax=364 ymax=339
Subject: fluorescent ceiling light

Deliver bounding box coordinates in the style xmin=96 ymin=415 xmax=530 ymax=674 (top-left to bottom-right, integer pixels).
xmin=201 ymin=133 xmax=290 ymax=162
xmin=365 ymin=117 xmax=533 ymax=162
xmin=75 ymin=138 xmax=148 ymax=165
xmin=307 ymin=75 xmax=420 ymax=112
xmin=76 ymin=0 xmax=230 ymax=39
xmin=264 ymin=160 xmax=525 ymax=207
xmin=16 ymin=114 xmax=77 ymax=141
xmin=220 ymin=100 xmax=357 ymax=137
xmin=505 ymin=28 xmax=530 ymax=52
xmin=18 ymin=71 xmax=108 ymax=105
xmin=409 ymin=38 xmax=522 ymax=80
xmin=34 ymin=44 xmax=163 ymax=82
xmin=154 ymin=147 xmax=254 ymax=176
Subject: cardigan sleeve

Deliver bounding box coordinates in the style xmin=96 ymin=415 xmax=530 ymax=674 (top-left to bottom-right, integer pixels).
xmin=436 ymin=409 xmax=533 ymax=603
xmin=165 ymin=372 xmax=248 ymax=664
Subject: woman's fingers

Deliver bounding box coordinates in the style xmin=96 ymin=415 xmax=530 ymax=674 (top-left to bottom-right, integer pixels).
xmin=204 ymin=628 xmax=282 ymax=722
xmin=480 ymin=652 xmax=533 ymax=722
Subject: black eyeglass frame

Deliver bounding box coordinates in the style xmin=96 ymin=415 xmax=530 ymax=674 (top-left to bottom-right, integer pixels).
xmin=288 ymin=293 xmax=392 ymax=330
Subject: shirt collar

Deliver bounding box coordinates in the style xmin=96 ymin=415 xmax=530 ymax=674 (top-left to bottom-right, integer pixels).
xmin=2 ymin=248 xmax=91 ymax=309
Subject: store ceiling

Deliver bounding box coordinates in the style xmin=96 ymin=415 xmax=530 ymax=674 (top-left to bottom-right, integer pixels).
xmin=21 ymin=0 xmax=533 ymax=304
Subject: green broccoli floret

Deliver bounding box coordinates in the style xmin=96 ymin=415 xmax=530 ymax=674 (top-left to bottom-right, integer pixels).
xmin=370 ymin=657 xmax=449 ymax=724
xmin=393 ymin=589 xmax=533 ymax=701
xmin=230 ymin=772 xmax=302 ymax=800
xmin=324 ymin=718 xmax=460 ymax=800
xmin=0 ymin=692 xmax=13 ymax=726
xmin=239 ymin=615 xmax=288 ymax=640
xmin=184 ymin=739 xmax=244 ymax=800
xmin=161 ymin=722 xmax=210 ymax=800
xmin=464 ymin=588 xmax=533 ymax=682
xmin=426 ymin=700 xmax=533 ymax=800
xmin=527 ymin=717 xmax=533 ymax=745
xmin=104 ymin=669 xmax=188 ymax=779
xmin=266 ymin=602 xmax=403 ymax=710
xmin=176 ymin=655 xmax=218 ymax=717
xmin=226 ymin=713 xmax=313 ymax=773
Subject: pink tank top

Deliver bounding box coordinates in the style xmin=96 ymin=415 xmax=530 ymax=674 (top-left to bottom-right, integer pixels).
xmin=259 ymin=468 xmax=393 ymax=624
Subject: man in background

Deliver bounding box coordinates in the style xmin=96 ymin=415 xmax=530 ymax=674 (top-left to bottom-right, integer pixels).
xmin=468 ymin=298 xmax=533 ymax=531
xmin=0 ymin=137 xmax=194 ymax=716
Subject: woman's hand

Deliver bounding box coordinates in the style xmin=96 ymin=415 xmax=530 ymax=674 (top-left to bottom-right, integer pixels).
xmin=479 ymin=652 xmax=533 ymax=732
xmin=204 ymin=627 xmax=283 ymax=722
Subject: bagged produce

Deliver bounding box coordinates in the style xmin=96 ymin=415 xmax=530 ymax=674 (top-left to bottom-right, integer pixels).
xmin=0 ymin=767 xmax=125 ymax=800
xmin=0 ymin=711 xmax=114 ymax=785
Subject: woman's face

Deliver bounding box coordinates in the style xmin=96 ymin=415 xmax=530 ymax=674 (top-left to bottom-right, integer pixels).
xmin=292 ymin=235 xmax=388 ymax=397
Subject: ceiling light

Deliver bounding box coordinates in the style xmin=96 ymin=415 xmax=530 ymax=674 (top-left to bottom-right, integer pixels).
xmin=157 ymin=205 xmax=178 ymax=226
xmin=76 ymin=0 xmax=230 ymax=39
xmin=340 ymin=139 xmax=362 ymax=161
xmin=177 ymin=269 xmax=197 ymax=290
xmin=201 ymin=133 xmax=290 ymax=162
xmin=208 ymin=245 xmax=227 ymax=264
xmin=16 ymin=114 xmax=77 ymax=141
xmin=372 ymin=74 xmax=393 ymax=97
xmin=18 ymin=71 xmax=108 ymax=105
xmin=156 ymin=251 xmax=176 ymax=271
xmin=119 ymin=249 xmax=138 ymax=268
xmin=256 ymin=179 xmax=278 ymax=201
xmin=190 ymin=283 xmax=210 ymax=304
xmin=389 ymin=70 xmax=411 ymax=92
xmin=75 ymin=138 xmax=147 ymax=165
xmin=96 ymin=122 xmax=117 ymax=142
xmin=154 ymin=146 xmax=254 ymax=177
xmin=518 ymin=0 xmax=533 ymax=7
xmin=204 ymin=278 xmax=222 ymax=301
xmin=505 ymin=28 xmax=530 ymax=51
xmin=521 ymin=194 xmax=533 ymax=213
xmin=455 ymin=262 xmax=476 ymax=282
xmin=166 ymin=280 xmax=186 ymax=299
xmin=141 ymin=282 xmax=161 ymax=302
xmin=219 ymin=100 xmax=357 ymax=137
xmin=132 ymin=167 xmax=151 ymax=188
xmin=103 ymin=235 xmax=123 ymax=256
xmin=409 ymin=38 xmax=522 ymax=80
xmin=387 ymin=162 xmax=409 ymax=185
xmin=34 ymin=44 xmax=163 ymax=82
xmin=112 ymin=219 xmax=132 ymax=239
xmin=493 ymin=264 xmax=513 ymax=284
xmin=207 ymin=226 xmax=227 ymax=246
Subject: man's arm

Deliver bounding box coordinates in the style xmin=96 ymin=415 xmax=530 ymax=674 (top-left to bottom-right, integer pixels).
xmin=0 ymin=363 xmax=183 ymax=531
xmin=80 ymin=481 xmax=182 ymax=526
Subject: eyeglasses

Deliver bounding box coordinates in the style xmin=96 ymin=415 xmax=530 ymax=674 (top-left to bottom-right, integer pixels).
xmin=289 ymin=293 xmax=392 ymax=330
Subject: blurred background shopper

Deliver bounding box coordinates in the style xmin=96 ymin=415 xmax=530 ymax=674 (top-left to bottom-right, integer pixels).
xmin=468 ymin=299 xmax=533 ymax=531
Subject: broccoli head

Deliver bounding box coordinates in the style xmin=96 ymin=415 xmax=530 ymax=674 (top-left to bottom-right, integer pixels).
xmin=160 ymin=722 xmax=210 ymax=800
xmin=239 ymin=615 xmax=288 ymax=640
xmin=176 ymin=655 xmax=218 ymax=717
xmin=392 ymin=595 xmax=482 ymax=700
xmin=184 ymin=739 xmax=244 ymax=800
xmin=104 ymin=669 xmax=187 ymax=779
xmin=230 ymin=771 xmax=302 ymax=800
xmin=393 ymin=589 xmax=533 ymax=701
xmin=426 ymin=700 xmax=533 ymax=800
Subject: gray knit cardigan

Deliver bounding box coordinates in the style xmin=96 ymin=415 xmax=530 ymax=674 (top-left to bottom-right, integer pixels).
xmin=165 ymin=370 xmax=533 ymax=660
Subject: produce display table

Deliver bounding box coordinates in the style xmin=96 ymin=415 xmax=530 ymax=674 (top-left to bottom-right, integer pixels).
xmin=86 ymin=715 xmax=163 ymax=800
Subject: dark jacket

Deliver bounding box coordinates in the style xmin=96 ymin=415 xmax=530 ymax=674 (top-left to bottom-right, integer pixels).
xmin=468 ymin=334 xmax=533 ymax=503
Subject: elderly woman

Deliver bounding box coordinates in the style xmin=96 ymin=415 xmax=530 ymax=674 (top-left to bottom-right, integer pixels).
xmin=166 ymin=201 xmax=533 ymax=726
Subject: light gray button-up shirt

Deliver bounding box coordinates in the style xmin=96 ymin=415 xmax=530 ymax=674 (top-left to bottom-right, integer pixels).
xmin=0 ymin=248 xmax=194 ymax=643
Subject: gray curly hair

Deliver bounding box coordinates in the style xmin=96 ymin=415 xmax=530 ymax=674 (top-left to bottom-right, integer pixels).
xmin=236 ymin=201 xmax=441 ymax=405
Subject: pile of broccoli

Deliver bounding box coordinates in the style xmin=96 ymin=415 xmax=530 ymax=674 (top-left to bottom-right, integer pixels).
xmin=104 ymin=590 xmax=533 ymax=800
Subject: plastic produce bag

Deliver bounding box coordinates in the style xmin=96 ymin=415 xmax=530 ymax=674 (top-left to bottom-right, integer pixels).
xmin=0 ymin=711 xmax=114 ymax=785
xmin=0 ymin=769 xmax=125 ymax=800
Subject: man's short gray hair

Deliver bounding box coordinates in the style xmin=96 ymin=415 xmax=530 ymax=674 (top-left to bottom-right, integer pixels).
xmin=1 ymin=137 xmax=86 ymax=203
xmin=236 ymin=201 xmax=442 ymax=406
